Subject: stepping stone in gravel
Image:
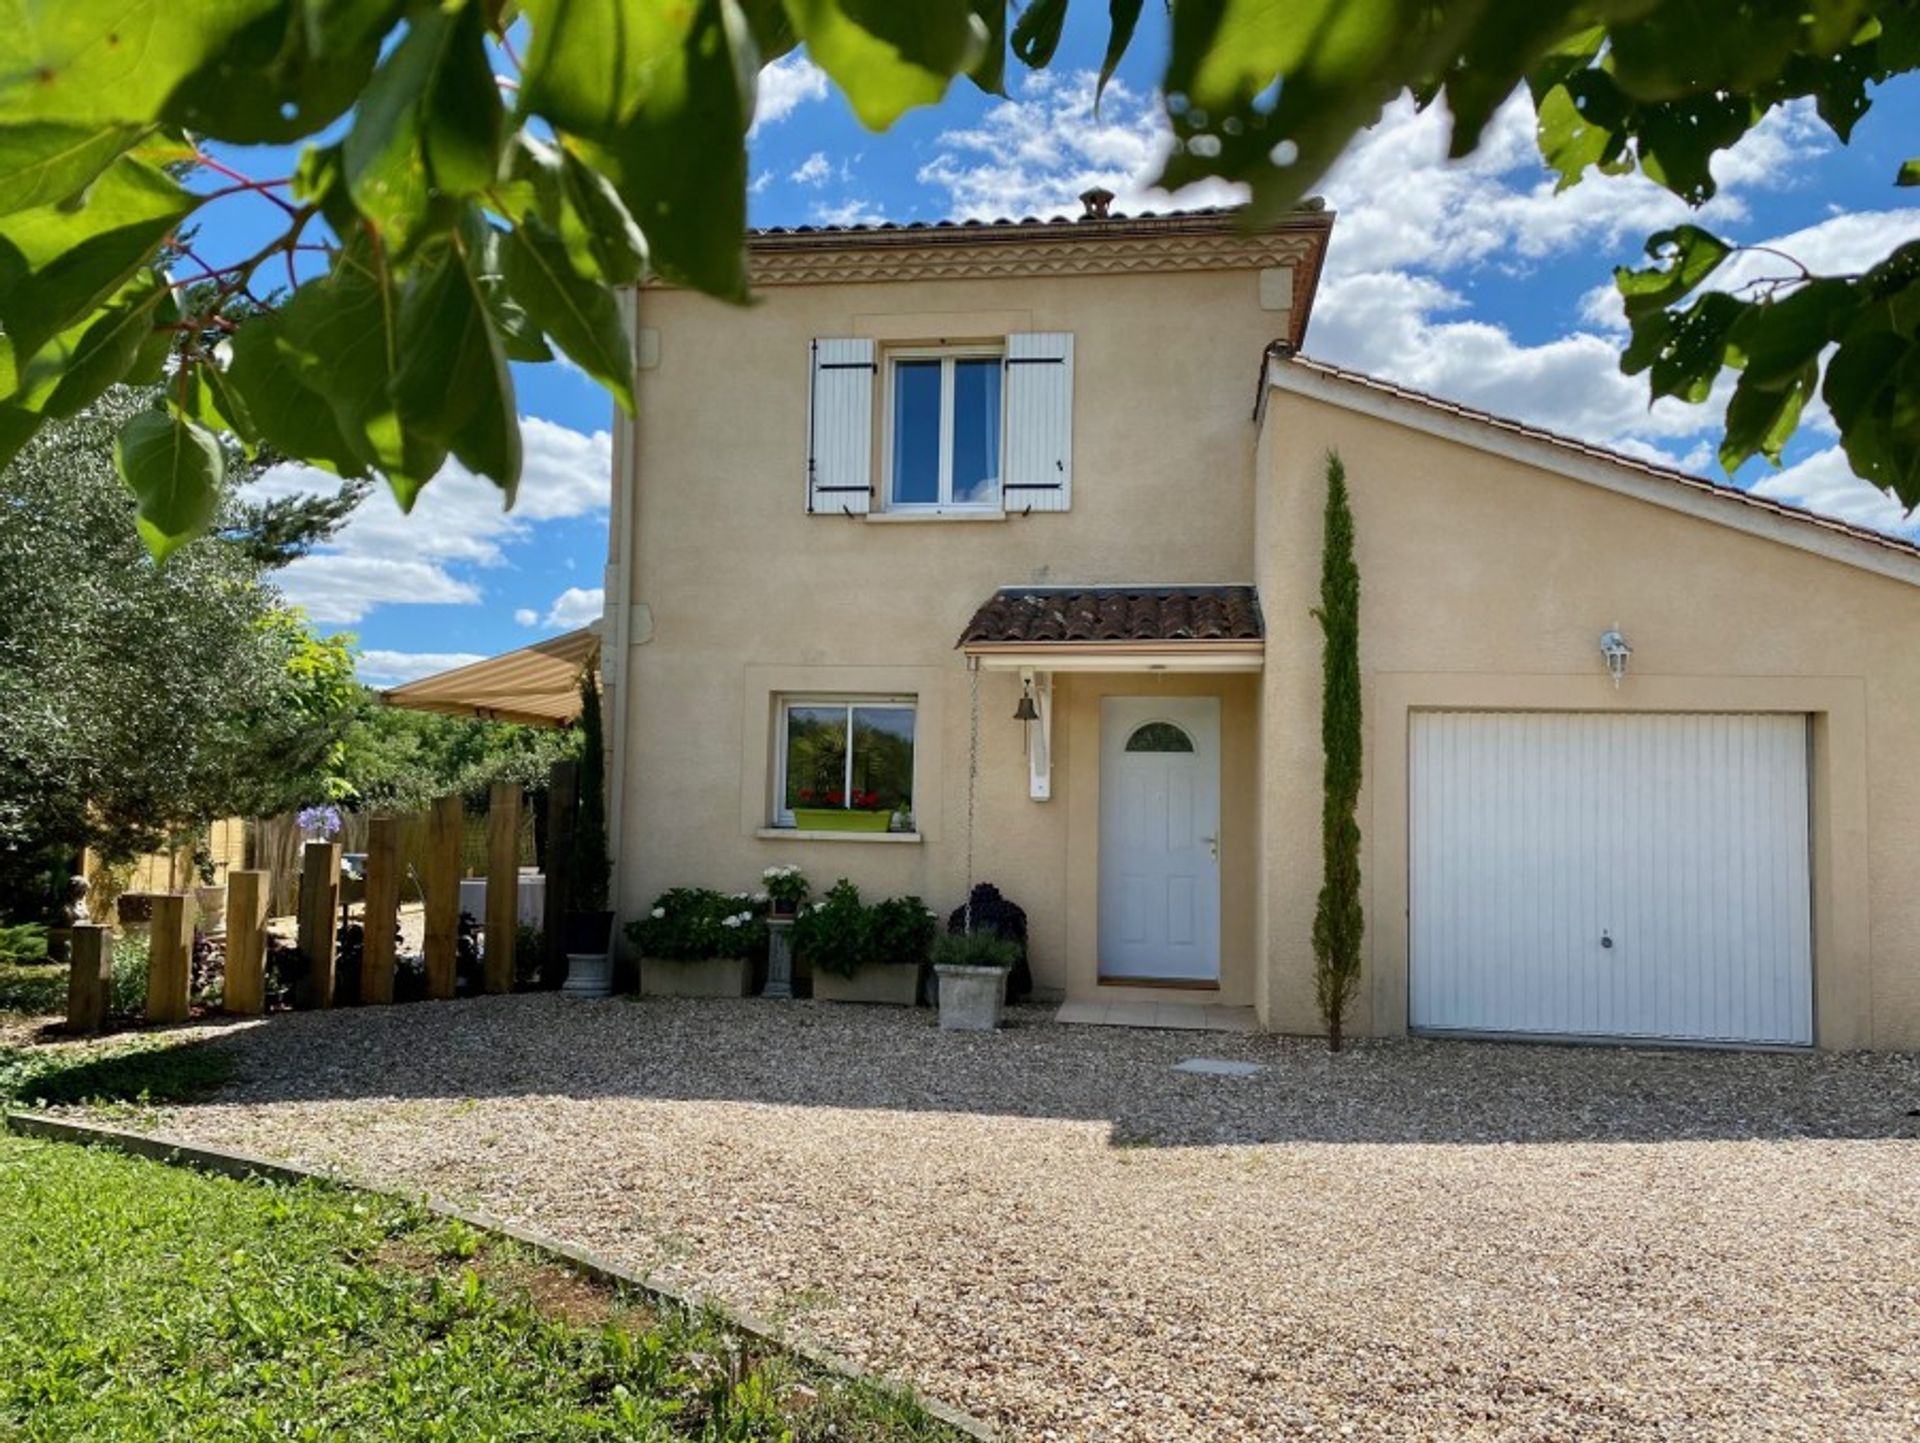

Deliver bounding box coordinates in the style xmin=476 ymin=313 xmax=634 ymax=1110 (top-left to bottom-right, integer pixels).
xmin=1172 ymin=1058 xmax=1264 ymax=1077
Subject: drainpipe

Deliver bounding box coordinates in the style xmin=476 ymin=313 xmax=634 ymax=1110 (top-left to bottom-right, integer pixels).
xmin=603 ymin=286 xmax=642 ymax=921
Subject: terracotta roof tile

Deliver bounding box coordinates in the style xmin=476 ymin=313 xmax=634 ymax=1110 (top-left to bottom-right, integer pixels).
xmin=959 ymin=586 xmax=1264 ymax=646
xmin=748 ymin=203 xmax=1326 ymax=240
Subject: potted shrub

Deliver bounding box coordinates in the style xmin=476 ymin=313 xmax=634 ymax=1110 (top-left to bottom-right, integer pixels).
xmin=945 ymin=882 xmax=1030 ymax=1002
xmin=932 ymin=930 xmax=1020 ymax=1031
xmin=761 ymin=864 xmax=809 ymax=918
xmin=627 ymin=887 xmax=762 ymax=997
xmin=561 ymin=667 xmax=615 ymax=995
xmin=797 ymin=884 xmax=933 ymax=1006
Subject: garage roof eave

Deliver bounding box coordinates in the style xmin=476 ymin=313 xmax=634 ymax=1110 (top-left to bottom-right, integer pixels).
xmin=1266 ymin=353 xmax=1920 ymax=591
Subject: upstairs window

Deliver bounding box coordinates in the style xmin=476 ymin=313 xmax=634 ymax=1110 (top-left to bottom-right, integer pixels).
xmin=807 ymin=334 xmax=1072 ymax=516
xmin=887 ymin=349 xmax=1003 ymax=511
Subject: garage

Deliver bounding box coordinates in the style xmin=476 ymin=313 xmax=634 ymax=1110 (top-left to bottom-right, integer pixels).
xmin=1409 ymin=711 xmax=1814 ymax=1045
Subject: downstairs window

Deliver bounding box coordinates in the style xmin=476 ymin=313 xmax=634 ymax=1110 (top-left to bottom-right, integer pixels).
xmin=775 ymin=698 xmax=916 ymax=832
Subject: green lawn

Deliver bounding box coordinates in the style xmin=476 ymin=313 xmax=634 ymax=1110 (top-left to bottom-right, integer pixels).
xmin=0 ymin=1137 xmax=967 ymax=1441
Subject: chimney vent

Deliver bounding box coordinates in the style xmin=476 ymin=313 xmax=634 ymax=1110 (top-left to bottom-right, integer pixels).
xmin=1078 ymin=186 xmax=1115 ymax=220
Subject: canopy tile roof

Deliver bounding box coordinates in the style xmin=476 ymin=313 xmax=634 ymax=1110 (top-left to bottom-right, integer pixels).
xmin=960 ymin=586 xmax=1264 ymax=647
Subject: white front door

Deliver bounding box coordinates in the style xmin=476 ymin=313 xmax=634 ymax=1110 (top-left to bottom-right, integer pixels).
xmin=1099 ymin=696 xmax=1221 ymax=982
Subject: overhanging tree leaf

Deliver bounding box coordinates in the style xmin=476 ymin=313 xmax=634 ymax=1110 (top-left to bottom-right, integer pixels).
xmin=0 ymin=273 xmax=173 ymax=442
xmin=1097 ymin=0 xmax=1144 ymax=105
xmin=342 ymin=1 xmax=502 ymax=251
xmin=390 ymin=227 xmax=520 ymax=504
xmin=1615 ymin=225 xmax=1734 ymax=318
xmin=1721 ymin=364 xmax=1814 ymax=471
xmin=1011 ymin=0 xmax=1068 ymax=67
xmin=0 ymin=0 xmax=281 ymax=127
xmin=968 ymin=0 xmax=1008 ymax=95
xmin=557 ymin=148 xmax=647 ymax=285
xmin=0 ymin=121 xmax=142 ymax=217
xmin=113 ymin=406 xmax=226 ymax=561
xmin=502 ymin=215 xmax=634 ymax=410
xmin=1730 ymin=277 xmax=1854 ymax=390
xmin=523 ymin=0 xmax=758 ymax=298
xmin=0 ymin=153 xmax=196 ymax=369
xmin=782 ymin=0 xmax=985 ymax=129
xmin=159 ymin=0 xmax=402 ymax=145
xmin=224 ymin=305 xmax=376 ymax=480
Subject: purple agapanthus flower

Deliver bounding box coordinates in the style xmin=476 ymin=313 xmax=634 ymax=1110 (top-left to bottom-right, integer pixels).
xmin=296 ymin=804 xmax=342 ymax=838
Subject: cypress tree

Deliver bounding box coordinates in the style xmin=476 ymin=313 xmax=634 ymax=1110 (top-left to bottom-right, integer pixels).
xmin=568 ymin=664 xmax=611 ymax=915
xmin=1311 ymin=451 xmax=1363 ymax=1052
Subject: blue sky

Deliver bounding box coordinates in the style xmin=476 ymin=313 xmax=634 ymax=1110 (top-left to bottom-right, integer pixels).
xmin=194 ymin=9 xmax=1920 ymax=683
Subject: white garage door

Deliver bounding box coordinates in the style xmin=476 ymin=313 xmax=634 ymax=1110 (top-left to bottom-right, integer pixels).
xmin=1410 ymin=712 xmax=1813 ymax=1045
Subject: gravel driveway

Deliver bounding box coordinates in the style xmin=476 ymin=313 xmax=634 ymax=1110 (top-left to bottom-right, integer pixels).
xmin=143 ymin=996 xmax=1920 ymax=1442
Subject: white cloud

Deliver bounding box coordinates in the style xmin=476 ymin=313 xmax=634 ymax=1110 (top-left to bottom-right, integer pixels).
xmin=751 ymin=53 xmax=828 ymax=136
xmin=918 ymin=70 xmax=1245 ymax=220
xmin=1296 ymin=95 xmax=1868 ymax=486
xmin=1749 ymin=447 xmax=1918 ymax=536
xmin=750 ymin=168 xmax=775 ymax=196
xmin=543 ymin=586 xmax=604 ymax=629
xmin=255 ymin=417 xmax=612 ymax=625
xmin=809 ymin=196 xmax=888 ymax=227
xmin=790 ymin=151 xmax=833 ymax=187
xmin=913 ymin=70 xmax=1900 ymax=536
xmin=513 ymin=607 xmax=539 ymax=627
xmin=1307 ymin=270 xmax=1729 ymax=453
xmin=1319 ymin=94 xmax=1825 ymax=279
xmin=357 ymin=650 xmax=488 ymax=685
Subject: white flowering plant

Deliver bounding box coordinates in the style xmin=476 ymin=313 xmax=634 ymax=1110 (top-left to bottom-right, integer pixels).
xmin=624 ymin=888 xmax=765 ymax=961
xmin=760 ymin=864 xmax=810 ymax=913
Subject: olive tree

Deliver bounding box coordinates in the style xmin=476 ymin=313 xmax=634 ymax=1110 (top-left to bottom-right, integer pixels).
xmin=0 ymin=388 xmax=357 ymax=912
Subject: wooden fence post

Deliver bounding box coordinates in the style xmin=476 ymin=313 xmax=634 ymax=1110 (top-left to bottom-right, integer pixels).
xmin=295 ymin=841 xmax=340 ymax=1009
xmin=544 ymin=759 xmax=579 ymax=985
xmin=485 ymin=781 xmax=521 ymax=994
xmin=147 ymin=893 xmax=192 ymax=1024
xmin=362 ymin=816 xmax=399 ymax=1004
xmin=224 ymin=869 xmax=270 ymax=1015
xmin=424 ymin=795 xmax=461 ymax=999
xmin=66 ymin=924 xmax=111 ymax=1034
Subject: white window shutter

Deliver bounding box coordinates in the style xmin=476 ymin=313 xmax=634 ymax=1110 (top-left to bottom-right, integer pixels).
xmin=807 ymin=337 xmax=874 ymax=514
xmin=1003 ymin=332 xmax=1073 ymax=513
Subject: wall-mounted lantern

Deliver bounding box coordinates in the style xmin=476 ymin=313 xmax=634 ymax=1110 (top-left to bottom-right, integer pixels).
xmin=1599 ymin=626 xmax=1632 ymax=689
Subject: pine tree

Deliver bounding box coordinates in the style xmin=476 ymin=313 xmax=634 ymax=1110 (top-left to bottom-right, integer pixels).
xmin=1311 ymin=451 xmax=1363 ymax=1052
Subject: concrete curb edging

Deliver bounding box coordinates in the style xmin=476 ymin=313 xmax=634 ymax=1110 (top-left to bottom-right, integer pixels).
xmin=5 ymin=1110 xmax=998 ymax=1442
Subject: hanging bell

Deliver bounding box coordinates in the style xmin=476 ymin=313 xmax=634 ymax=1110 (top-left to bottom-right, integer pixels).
xmin=1013 ymin=687 xmax=1039 ymax=722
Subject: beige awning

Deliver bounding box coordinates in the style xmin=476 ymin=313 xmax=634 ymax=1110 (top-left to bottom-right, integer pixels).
xmin=380 ymin=627 xmax=598 ymax=727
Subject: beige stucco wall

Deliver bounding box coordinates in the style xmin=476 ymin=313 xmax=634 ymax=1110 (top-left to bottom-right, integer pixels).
xmin=1257 ymin=383 xmax=1920 ymax=1049
xmin=612 ymin=264 xmax=1284 ymax=998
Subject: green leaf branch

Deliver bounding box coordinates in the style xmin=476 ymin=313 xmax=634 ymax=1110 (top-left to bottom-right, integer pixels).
xmin=2 ymin=0 xmax=1916 ymax=560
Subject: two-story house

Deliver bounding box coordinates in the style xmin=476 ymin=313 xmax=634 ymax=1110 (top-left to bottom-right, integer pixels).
xmin=593 ymin=198 xmax=1920 ymax=1051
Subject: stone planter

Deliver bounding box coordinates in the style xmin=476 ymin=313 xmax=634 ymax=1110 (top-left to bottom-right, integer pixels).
xmin=640 ymin=955 xmax=753 ymax=998
xmin=194 ymin=884 xmax=228 ymax=935
xmin=561 ymin=951 xmax=612 ymax=998
xmin=934 ymin=964 xmax=1007 ymax=1031
xmin=813 ymin=963 xmax=922 ymax=1006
